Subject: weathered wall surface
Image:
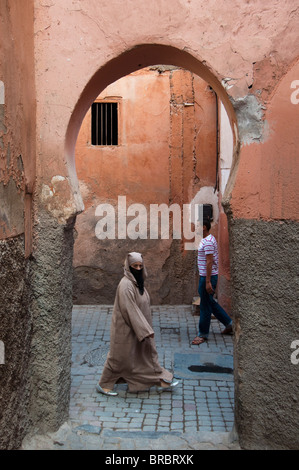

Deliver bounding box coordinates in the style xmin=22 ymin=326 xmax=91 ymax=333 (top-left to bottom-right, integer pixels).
xmin=224 ymin=57 xmax=299 ymax=450
xmin=0 ymin=236 xmax=31 ymax=450
xmin=31 ymin=0 xmax=299 ymax=450
xmin=73 ymin=68 xmax=223 ymax=305
xmin=0 ymin=1 xmax=36 ymax=244
xmin=229 ymin=219 xmax=299 ymax=450
xmin=0 ymin=0 xmax=36 ymax=449
xmin=29 ymin=210 xmax=75 ymax=434
xmin=0 ymin=0 xmax=297 ymax=450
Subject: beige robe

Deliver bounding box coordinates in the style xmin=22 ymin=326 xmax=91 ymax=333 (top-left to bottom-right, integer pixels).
xmin=99 ymin=255 xmax=173 ymax=392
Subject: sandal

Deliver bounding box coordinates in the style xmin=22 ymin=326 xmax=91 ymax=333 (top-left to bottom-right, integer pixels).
xmin=157 ymin=379 xmax=180 ymax=392
xmin=96 ymin=384 xmax=118 ymax=396
xmin=191 ymin=336 xmax=206 ymax=345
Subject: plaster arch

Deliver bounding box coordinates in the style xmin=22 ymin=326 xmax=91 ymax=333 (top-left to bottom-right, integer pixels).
xmin=29 ymin=42 xmax=241 ymax=445
xmin=65 ymin=44 xmax=239 ymax=216
xmin=61 ymin=46 xmax=299 ymax=450
xmin=63 ymin=41 xmax=239 ymax=428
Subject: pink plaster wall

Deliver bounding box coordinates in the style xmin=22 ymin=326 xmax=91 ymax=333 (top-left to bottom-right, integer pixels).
xmin=33 ymin=0 xmax=299 ymax=226
xmin=229 ymin=58 xmax=299 ymax=221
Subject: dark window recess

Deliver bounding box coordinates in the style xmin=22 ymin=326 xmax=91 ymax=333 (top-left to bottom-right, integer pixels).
xmin=91 ymin=102 xmax=118 ymax=146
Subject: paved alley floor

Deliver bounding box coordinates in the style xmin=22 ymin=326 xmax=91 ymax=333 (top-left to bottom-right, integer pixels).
xmin=23 ymin=304 xmax=240 ymax=451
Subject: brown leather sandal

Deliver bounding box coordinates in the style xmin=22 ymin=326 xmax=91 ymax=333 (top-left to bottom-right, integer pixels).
xmin=191 ymin=336 xmax=206 ymax=345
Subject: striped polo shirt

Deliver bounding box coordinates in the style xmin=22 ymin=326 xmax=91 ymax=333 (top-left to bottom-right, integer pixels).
xmin=197 ymin=234 xmax=219 ymax=276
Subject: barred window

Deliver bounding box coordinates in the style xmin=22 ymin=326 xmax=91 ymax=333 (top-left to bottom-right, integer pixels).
xmin=91 ymin=102 xmax=118 ymax=146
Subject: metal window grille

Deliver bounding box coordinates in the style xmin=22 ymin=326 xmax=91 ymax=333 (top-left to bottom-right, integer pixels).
xmin=91 ymin=102 xmax=118 ymax=146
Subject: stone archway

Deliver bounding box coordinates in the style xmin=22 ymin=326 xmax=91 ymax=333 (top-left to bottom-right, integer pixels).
xmin=66 ymin=43 xmax=240 ymax=312
xmin=24 ymin=44 xmax=239 ymax=446
xmin=63 ymin=40 xmax=239 ymax=418
xmin=65 ymin=44 xmax=239 ymax=319
xmin=65 ymin=44 xmax=239 ymax=320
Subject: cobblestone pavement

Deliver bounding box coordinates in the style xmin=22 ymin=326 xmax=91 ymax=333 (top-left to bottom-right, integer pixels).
xmin=23 ymin=305 xmax=240 ymax=450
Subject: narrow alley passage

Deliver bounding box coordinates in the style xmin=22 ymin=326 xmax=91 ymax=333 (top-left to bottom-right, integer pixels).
xmin=23 ymin=305 xmax=239 ymax=450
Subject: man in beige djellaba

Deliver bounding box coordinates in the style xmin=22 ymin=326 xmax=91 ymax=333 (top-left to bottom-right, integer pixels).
xmin=96 ymin=252 xmax=179 ymax=396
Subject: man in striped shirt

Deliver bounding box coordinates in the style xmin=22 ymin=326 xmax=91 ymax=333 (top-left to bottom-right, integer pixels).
xmin=192 ymin=218 xmax=232 ymax=345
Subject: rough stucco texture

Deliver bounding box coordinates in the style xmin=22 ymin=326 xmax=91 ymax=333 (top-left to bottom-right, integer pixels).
xmin=0 ymin=236 xmax=32 ymax=450
xmin=29 ymin=210 xmax=75 ymax=434
xmin=0 ymin=0 xmax=35 ymax=450
xmin=229 ymin=219 xmax=299 ymax=450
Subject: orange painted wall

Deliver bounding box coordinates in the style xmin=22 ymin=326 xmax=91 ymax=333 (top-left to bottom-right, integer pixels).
xmin=75 ymin=68 xmax=170 ymax=208
xmin=73 ymin=67 xmax=227 ymax=304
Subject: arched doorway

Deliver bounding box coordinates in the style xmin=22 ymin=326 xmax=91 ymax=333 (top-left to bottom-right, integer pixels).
xmin=65 ymin=44 xmax=239 ymax=439
xmin=65 ymin=44 xmax=239 ymax=315
xmin=65 ymin=44 xmax=239 ymax=186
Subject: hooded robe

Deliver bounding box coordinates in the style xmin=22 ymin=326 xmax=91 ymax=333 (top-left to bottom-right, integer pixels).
xmin=99 ymin=253 xmax=173 ymax=392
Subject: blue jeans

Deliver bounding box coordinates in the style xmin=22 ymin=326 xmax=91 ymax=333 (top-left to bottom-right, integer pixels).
xmin=198 ymin=275 xmax=232 ymax=339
